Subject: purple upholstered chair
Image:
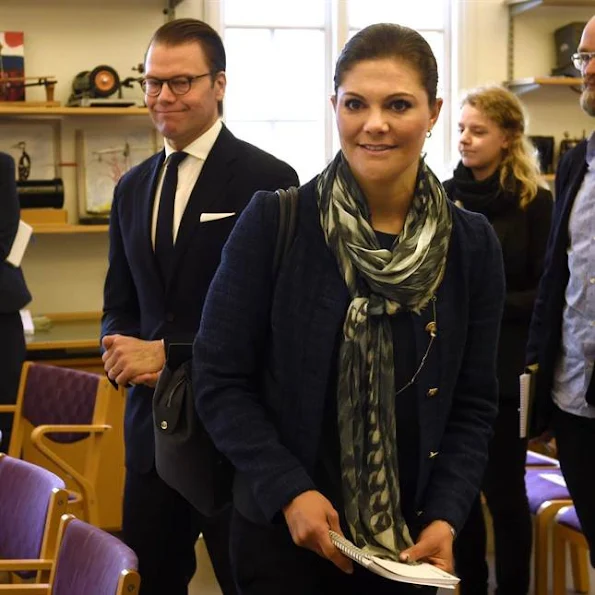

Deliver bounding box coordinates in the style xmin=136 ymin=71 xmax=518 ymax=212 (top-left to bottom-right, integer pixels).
xmin=525 ymin=449 xmax=560 ymax=468
xmin=553 ymin=506 xmax=590 ymax=595
xmin=0 ymin=362 xmax=114 ymax=526
xmin=50 ymin=515 xmax=140 ymax=595
xmin=525 ymin=467 xmax=573 ymax=595
xmin=0 ymin=514 xmax=140 ymax=595
xmin=0 ymin=453 xmax=68 ymax=582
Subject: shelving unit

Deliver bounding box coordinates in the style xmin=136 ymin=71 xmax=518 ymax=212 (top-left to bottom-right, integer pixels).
xmin=507 ymin=0 xmax=594 ymax=17
xmin=506 ymin=76 xmax=583 ymax=95
xmin=505 ymin=0 xmax=589 ymax=82
xmin=31 ymin=224 xmax=109 ymax=234
xmin=0 ymin=106 xmax=149 ymax=116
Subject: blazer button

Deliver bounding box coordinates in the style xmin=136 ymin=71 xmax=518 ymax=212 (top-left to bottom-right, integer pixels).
xmin=416 ymin=510 xmax=424 ymax=517
xmin=429 ymin=451 xmax=439 ymax=459
xmin=165 ymin=312 xmax=175 ymax=323
xmin=427 ymin=387 xmax=439 ymax=397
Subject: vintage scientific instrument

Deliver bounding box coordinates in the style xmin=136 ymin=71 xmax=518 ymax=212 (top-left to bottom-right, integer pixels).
xmin=12 ymin=141 xmax=64 ymax=208
xmin=67 ymin=64 xmax=142 ymax=107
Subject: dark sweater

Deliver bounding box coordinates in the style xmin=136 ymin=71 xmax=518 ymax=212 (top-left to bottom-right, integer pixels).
xmin=443 ymin=164 xmax=553 ymax=398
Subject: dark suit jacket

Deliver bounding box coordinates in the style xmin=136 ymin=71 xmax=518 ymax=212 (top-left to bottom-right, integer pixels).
xmin=101 ymin=125 xmax=298 ymax=473
xmin=526 ymin=140 xmax=588 ymax=435
xmin=0 ymin=152 xmax=31 ymax=313
xmin=193 ymin=177 xmax=505 ymax=533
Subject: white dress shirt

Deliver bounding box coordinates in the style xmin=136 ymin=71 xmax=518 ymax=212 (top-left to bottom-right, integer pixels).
xmin=151 ymin=118 xmax=223 ymax=247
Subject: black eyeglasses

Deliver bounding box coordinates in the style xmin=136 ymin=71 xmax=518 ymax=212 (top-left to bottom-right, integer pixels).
xmin=140 ymin=72 xmax=214 ymax=97
xmin=571 ymin=52 xmax=595 ymax=71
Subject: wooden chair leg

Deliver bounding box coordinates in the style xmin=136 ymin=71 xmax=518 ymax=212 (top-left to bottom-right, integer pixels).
xmin=534 ymin=515 xmax=550 ymax=595
xmin=552 ymin=524 xmax=567 ymax=595
xmin=569 ymin=543 xmax=589 ymax=593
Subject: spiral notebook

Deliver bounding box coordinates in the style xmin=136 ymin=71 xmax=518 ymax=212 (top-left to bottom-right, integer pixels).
xmin=329 ymin=531 xmax=459 ymax=589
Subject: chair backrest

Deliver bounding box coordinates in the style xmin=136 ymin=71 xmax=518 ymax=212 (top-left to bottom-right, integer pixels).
xmin=50 ymin=515 xmax=140 ymax=595
xmin=0 ymin=362 xmax=119 ymax=528
xmin=557 ymin=505 xmax=582 ymax=532
xmin=15 ymin=362 xmax=104 ymax=446
xmin=0 ymin=454 xmax=68 ymax=580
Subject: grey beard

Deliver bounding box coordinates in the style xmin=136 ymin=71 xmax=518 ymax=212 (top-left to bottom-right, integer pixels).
xmin=580 ymin=89 xmax=595 ymax=117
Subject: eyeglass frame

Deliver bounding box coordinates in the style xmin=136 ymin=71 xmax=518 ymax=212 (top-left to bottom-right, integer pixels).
xmin=140 ymin=72 xmax=216 ymax=97
xmin=571 ymin=52 xmax=595 ymax=72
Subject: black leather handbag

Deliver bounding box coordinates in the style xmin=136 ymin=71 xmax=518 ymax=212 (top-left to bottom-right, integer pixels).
xmin=152 ymin=187 xmax=299 ymax=516
xmin=153 ymin=343 xmax=233 ymax=516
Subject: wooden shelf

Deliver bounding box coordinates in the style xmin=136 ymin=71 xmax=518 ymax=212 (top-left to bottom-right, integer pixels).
xmin=505 ymin=76 xmax=583 ymax=95
xmin=32 ymin=224 xmax=109 ymax=234
xmin=0 ymin=106 xmax=148 ymax=116
xmin=507 ymin=0 xmax=595 ymax=16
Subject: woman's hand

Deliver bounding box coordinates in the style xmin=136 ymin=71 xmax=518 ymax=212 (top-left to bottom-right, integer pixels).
xmin=399 ymin=519 xmax=455 ymax=573
xmin=282 ymin=490 xmax=353 ymax=574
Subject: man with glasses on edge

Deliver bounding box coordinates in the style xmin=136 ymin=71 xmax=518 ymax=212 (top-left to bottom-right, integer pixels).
xmin=526 ymin=15 xmax=595 ymax=567
xmin=100 ymin=18 xmax=298 ymax=595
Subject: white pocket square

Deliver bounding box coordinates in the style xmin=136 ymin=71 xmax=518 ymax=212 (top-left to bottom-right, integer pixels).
xmin=199 ymin=212 xmax=236 ymax=222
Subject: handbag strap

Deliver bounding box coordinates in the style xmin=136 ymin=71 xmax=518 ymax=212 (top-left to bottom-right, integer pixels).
xmin=273 ymin=186 xmax=299 ymax=280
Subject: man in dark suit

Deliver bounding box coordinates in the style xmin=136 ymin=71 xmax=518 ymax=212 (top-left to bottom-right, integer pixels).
xmin=526 ymin=15 xmax=595 ymax=566
xmin=0 ymin=152 xmax=31 ymax=451
xmin=101 ymin=19 xmax=298 ymax=595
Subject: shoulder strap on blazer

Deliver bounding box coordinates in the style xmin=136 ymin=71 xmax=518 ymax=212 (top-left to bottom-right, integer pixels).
xmin=273 ymin=186 xmax=299 ymax=279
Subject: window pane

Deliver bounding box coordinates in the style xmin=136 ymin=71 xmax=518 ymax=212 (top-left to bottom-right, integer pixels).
xmin=224 ymin=0 xmax=325 ymax=27
xmin=424 ymin=120 xmax=447 ymax=181
xmin=273 ymin=121 xmax=326 ymax=183
xmin=348 ymin=0 xmax=445 ymax=30
xmin=225 ymin=29 xmax=326 ymax=121
xmin=223 ymin=121 xmax=275 ymax=154
xmin=224 ymin=120 xmax=326 ymax=185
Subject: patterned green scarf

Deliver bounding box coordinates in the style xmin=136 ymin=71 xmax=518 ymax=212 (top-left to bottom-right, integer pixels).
xmin=316 ymin=151 xmax=452 ymax=559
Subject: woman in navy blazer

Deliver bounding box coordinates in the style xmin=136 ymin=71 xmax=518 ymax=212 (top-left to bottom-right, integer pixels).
xmin=0 ymin=151 xmax=31 ymax=450
xmin=194 ymin=24 xmax=504 ymax=595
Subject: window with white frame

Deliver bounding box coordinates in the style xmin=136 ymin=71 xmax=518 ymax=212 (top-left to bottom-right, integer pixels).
xmin=209 ymin=0 xmax=452 ymax=183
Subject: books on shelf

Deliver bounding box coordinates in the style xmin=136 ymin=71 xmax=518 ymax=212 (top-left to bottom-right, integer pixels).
xmin=329 ymin=531 xmax=460 ymax=589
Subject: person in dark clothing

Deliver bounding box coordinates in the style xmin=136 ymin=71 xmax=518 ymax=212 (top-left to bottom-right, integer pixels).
xmin=0 ymin=151 xmax=31 ymax=452
xmin=526 ymin=15 xmax=595 ymax=569
xmin=443 ymin=85 xmax=553 ymax=595
xmin=193 ymin=24 xmax=505 ymax=595
xmin=100 ymin=18 xmax=298 ymax=595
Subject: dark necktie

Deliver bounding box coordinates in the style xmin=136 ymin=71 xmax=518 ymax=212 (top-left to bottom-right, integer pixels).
xmin=155 ymin=151 xmax=188 ymax=281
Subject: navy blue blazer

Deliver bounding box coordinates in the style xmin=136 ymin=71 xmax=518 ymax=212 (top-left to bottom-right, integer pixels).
xmin=0 ymin=152 xmax=31 ymax=313
xmin=101 ymin=125 xmax=298 ymax=473
xmin=526 ymin=141 xmax=588 ymax=435
xmin=193 ymin=177 xmax=505 ymax=533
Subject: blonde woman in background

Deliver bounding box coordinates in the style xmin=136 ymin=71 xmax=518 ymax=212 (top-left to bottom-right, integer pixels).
xmin=443 ymin=85 xmax=553 ymax=595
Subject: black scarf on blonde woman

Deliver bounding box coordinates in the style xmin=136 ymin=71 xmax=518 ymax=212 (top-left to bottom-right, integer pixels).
xmin=316 ymin=151 xmax=452 ymax=559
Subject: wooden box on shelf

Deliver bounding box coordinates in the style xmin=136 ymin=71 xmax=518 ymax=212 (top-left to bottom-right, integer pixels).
xmin=21 ymin=207 xmax=67 ymax=225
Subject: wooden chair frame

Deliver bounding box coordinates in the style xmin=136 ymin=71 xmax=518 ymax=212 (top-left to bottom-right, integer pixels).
xmin=0 ymin=515 xmax=140 ymax=594
xmin=533 ymin=498 xmax=573 ymax=595
xmin=0 ymin=454 xmax=68 ymax=583
xmin=0 ymin=362 xmax=113 ymax=526
xmin=552 ymin=506 xmax=590 ymax=595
